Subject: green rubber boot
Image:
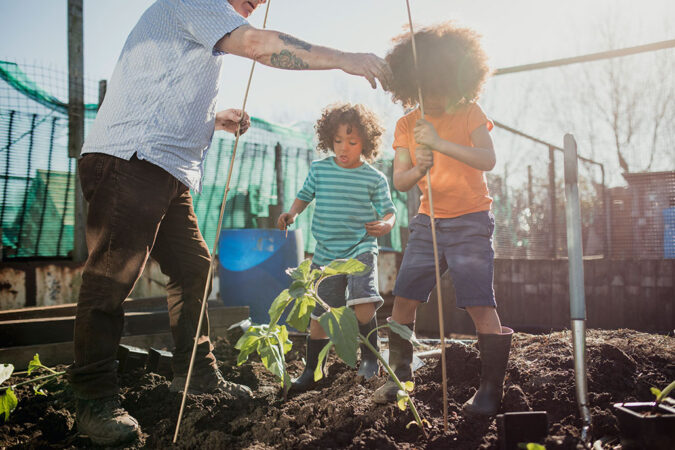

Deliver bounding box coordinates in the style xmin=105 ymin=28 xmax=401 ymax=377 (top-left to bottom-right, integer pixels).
xmin=462 ymin=326 xmax=513 ymax=416
xmin=357 ymin=316 xmax=380 ymax=379
xmin=290 ymin=337 xmax=330 ymax=393
xmin=373 ymin=322 xmax=414 ymax=404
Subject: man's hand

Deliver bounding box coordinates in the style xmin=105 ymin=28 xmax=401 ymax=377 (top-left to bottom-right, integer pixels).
xmin=415 ymin=145 xmax=434 ymax=173
xmin=277 ymin=212 xmax=295 ymax=230
xmin=341 ymin=53 xmax=392 ymax=90
xmin=414 ymin=119 xmax=441 ymax=149
xmin=215 ymin=109 xmax=250 ymax=135
xmin=365 ymin=219 xmax=393 ymax=237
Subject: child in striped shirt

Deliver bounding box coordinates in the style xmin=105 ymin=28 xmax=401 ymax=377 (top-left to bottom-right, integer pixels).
xmin=277 ymin=103 xmax=396 ymax=392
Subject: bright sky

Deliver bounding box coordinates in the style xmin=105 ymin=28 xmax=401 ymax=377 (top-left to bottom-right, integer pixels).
xmin=1 ymin=0 xmax=673 ymax=181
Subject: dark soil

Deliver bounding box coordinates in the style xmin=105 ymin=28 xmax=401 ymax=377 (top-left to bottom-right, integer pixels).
xmin=1 ymin=329 xmax=673 ymax=449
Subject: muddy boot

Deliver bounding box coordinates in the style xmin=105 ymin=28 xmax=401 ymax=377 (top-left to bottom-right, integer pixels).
xmin=462 ymin=326 xmax=513 ymax=416
xmin=76 ymin=396 xmax=140 ymax=446
xmin=290 ymin=337 xmax=330 ymax=393
xmin=170 ymin=368 xmax=252 ymax=399
xmin=357 ymin=317 xmax=380 ymax=379
xmin=373 ymin=322 xmax=414 ymax=404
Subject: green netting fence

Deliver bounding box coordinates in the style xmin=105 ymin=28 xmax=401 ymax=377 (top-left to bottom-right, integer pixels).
xmin=0 ymin=61 xmax=407 ymax=260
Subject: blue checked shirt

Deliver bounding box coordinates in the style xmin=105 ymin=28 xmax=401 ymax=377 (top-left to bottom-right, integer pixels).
xmin=82 ymin=0 xmax=248 ymax=192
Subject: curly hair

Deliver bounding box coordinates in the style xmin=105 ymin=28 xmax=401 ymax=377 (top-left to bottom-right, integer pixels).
xmin=314 ymin=103 xmax=384 ymax=162
xmin=386 ymin=22 xmax=491 ymax=108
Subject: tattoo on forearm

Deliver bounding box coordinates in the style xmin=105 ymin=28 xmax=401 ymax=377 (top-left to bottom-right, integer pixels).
xmin=270 ymin=50 xmax=309 ymax=70
xmin=279 ymin=33 xmax=311 ymax=51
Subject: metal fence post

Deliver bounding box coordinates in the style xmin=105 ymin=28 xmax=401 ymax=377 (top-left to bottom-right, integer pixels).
xmin=549 ymin=145 xmax=557 ymax=258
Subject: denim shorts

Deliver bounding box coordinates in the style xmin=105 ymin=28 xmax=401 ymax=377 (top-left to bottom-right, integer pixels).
xmin=310 ymin=252 xmax=384 ymax=319
xmin=393 ymin=211 xmax=496 ymax=308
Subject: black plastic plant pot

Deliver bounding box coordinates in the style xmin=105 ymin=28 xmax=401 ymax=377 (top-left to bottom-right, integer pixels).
xmin=613 ymin=402 xmax=675 ymax=450
xmin=147 ymin=348 xmax=173 ymax=378
xmin=496 ymin=411 xmax=548 ymax=450
xmin=117 ymin=344 xmax=149 ymax=374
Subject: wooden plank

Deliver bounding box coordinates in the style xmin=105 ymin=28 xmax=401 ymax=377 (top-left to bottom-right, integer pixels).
xmin=0 ymin=305 xmax=248 ymax=347
xmin=0 ymin=313 xmax=248 ymax=369
xmin=0 ymin=296 xmax=219 ymax=321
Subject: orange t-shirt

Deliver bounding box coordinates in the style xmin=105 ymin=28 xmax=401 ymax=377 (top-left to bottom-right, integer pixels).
xmin=392 ymin=102 xmax=494 ymax=218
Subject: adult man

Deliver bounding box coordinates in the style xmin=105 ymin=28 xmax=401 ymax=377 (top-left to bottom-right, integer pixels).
xmin=68 ymin=0 xmax=391 ymax=445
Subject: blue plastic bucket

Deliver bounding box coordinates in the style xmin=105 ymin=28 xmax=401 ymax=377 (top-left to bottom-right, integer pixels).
xmin=218 ymin=229 xmax=304 ymax=324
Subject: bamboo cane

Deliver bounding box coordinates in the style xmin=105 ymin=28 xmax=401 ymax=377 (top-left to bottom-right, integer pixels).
xmin=173 ymin=1 xmax=273 ymax=442
xmin=404 ymin=0 xmax=449 ymax=434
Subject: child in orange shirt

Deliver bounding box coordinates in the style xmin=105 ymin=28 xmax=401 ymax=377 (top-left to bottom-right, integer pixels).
xmin=373 ymin=23 xmax=513 ymax=417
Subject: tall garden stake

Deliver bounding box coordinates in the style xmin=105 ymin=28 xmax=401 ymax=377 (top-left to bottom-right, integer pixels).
xmin=563 ymin=134 xmax=592 ymax=445
xmin=173 ymin=0 xmax=273 ymax=443
xmin=404 ymin=0 xmax=449 ymax=433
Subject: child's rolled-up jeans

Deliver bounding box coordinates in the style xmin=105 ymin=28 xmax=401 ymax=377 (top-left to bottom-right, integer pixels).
xmin=310 ymin=251 xmax=384 ymax=320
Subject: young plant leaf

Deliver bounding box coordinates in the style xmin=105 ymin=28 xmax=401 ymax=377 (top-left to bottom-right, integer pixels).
xmin=268 ymin=289 xmax=292 ymax=325
xmin=259 ymin=339 xmax=286 ymax=384
xmin=518 ymin=444 xmax=546 ymax=450
xmin=396 ymin=390 xmax=409 ymax=411
xmin=288 ymin=280 xmax=307 ymax=298
xmin=651 ymin=387 xmax=662 ymax=398
xmin=0 ymin=364 xmax=13 ymax=385
xmin=273 ymin=324 xmax=293 ymax=354
xmin=323 ymin=259 xmax=368 ymax=276
xmin=314 ymin=341 xmax=333 ymax=382
xmin=27 ymin=354 xmax=42 ymax=376
xmin=309 ymin=268 xmax=322 ymax=282
xmin=287 ymin=259 xmax=312 ymax=282
xmin=654 ymin=380 xmax=675 ymax=403
xmin=318 ymin=306 xmax=359 ymax=368
xmin=403 ymin=381 xmax=415 ymax=392
xmin=235 ymin=327 xmax=263 ymax=365
xmin=286 ymin=295 xmax=316 ymax=332
xmin=0 ymin=387 xmax=18 ymax=421
xmin=387 ymin=320 xmax=418 ymax=344
xmin=33 ymin=385 xmax=47 ymax=396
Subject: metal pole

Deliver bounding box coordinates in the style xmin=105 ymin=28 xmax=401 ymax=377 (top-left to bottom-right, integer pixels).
xmin=404 ymin=0 xmax=448 ymax=433
xmin=549 ymin=146 xmax=557 ymax=259
xmin=527 ymin=165 xmax=533 ymax=207
xmin=600 ymin=165 xmax=611 ymax=258
xmin=563 ymin=134 xmax=592 ymax=445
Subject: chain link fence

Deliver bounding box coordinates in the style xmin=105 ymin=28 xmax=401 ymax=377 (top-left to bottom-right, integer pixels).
xmin=1 ymin=61 xmax=673 ymax=261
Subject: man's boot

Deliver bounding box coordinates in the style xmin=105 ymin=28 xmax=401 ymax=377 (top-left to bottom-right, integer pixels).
xmin=76 ymin=396 xmax=140 ymax=446
xmin=373 ymin=322 xmax=414 ymax=404
xmin=290 ymin=337 xmax=330 ymax=393
xmin=462 ymin=326 xmax=513 ymax=416
xmin=170 ymin=368 xmax=253 ymax=399
xmin=357 ymin=316 xmax=380 ymax=379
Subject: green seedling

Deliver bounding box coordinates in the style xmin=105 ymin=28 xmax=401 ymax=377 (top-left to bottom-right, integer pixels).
xmin=236 ymin=258 xmax=428 ymax=435
xmin=518 ymin=444 xmax=546 ymax=450
xmin=650 ymin=380 xmax=675 ymax=405
xmin=0 ymin=354 xmax=65 ymax=421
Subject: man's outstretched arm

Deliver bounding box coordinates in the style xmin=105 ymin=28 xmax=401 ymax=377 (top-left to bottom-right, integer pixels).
xmin=216 ymin=26 xmax=391 ymax=89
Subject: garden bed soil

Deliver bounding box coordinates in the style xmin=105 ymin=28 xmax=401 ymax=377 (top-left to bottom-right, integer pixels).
xmin=1 ymin=329 xmax=673 ymax=449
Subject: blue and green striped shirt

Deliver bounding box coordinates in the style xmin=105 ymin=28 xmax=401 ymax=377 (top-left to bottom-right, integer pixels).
xmin=297 ymin=157 xmax=396 ymax=265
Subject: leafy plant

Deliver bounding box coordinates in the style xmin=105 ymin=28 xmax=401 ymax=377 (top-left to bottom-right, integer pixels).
xmin=650 ymin=380 xmax=675 ymax=405
xmin=236 ymin=258 xmax=428 ymax=434
xmin=518 ymin=444 xmax=546 ymax=450
xmin=0 ymin=354 xmax=65 ymax=421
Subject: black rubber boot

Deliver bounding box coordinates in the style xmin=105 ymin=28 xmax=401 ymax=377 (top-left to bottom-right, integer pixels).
xmin=76 ymin=396 xmax=140 ymax=446
xmin=462 ymin=326 xmax=513 ymax=416
xmin=373 ymin=322 xmax=414 ymax=404
xmin=357 ymin=316 xmax=380 ymax=379
xmin=290 ymin=337 xmax=330 ymax=393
